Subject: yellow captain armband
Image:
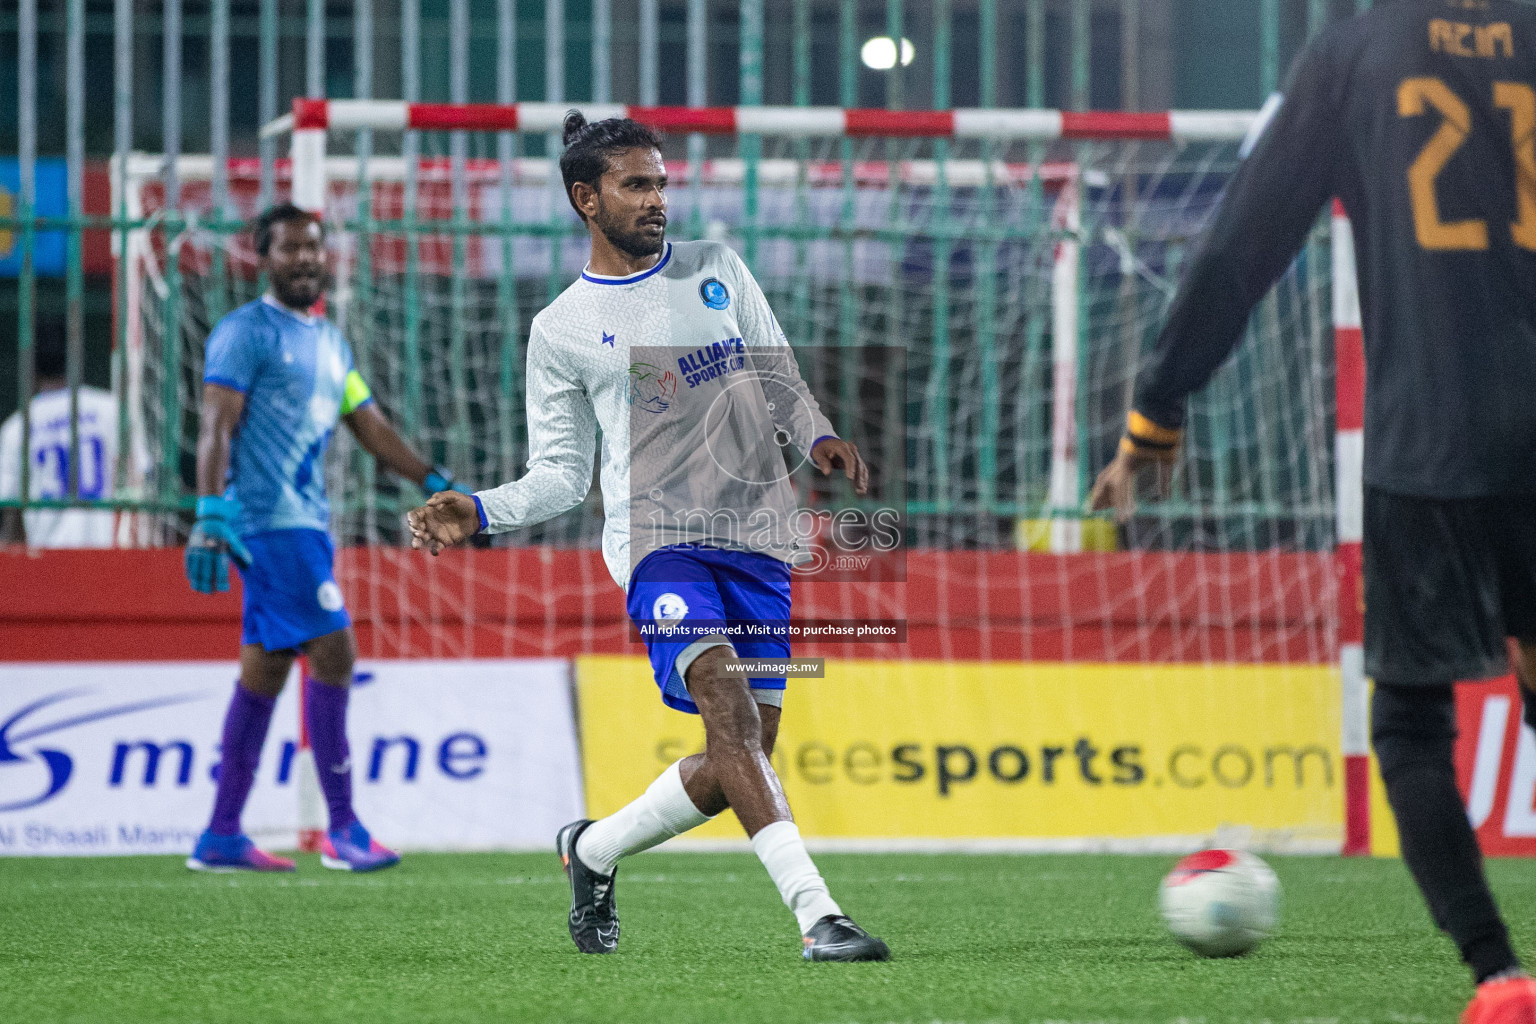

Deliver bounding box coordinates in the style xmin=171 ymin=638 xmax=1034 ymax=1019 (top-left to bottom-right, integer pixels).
xmin=1123 ymin=410 xmax=1182 ymax=461
xmin=340 ymin=370 xmax=373 ymax=416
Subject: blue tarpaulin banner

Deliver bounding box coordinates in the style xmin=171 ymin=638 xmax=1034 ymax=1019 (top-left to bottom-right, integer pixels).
xmin=0 ymin=159 xmax=67 ymax=278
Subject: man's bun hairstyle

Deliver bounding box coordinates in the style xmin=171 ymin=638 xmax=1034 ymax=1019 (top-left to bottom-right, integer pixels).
xmin=558 ymin=109 xmax=663 ymax=221
xmin=254 ymin=202 xmax=323 ymax=257
xmin=562 ymin=109 xmax=589 ymax=147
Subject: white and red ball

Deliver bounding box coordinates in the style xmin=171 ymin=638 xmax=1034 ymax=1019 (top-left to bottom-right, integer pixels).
xmin=1158 ymin=849 xmax=1280 ymax=957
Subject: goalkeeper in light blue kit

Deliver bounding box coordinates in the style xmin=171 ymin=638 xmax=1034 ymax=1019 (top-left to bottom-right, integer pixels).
xmin=185 ymin=203 xmax=469 ymax=873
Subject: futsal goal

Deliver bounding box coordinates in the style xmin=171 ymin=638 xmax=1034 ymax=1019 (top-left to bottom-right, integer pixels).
xmin=115 ymin=101 xmax=1368 ymax=854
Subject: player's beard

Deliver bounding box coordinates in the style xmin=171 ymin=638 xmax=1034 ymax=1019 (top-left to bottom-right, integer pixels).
xmin=594 ymin=196 xmax=666 ymax=260
xmin=270 ymin=265 xmax=329 ymax=311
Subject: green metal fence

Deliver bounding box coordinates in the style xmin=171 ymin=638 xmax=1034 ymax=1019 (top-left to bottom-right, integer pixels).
xmin=5 ymin=0 xmax=1354 ymax=554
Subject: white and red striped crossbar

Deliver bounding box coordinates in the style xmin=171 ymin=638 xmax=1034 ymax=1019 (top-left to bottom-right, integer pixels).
xmin=265 ymin=98 xmax=1257 ymax=142
xmin=1332 ymin=197 xmax=1370 ymax=857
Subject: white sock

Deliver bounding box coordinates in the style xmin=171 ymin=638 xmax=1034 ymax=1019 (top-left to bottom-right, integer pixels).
xmin=751 ymin=820 xmax=842 ymax=934
xmin=575 ymin=760 xmax=711 ymax=876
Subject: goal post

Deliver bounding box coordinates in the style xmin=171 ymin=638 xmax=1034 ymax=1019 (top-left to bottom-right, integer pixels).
xmin=1332 ymin=198 xmax=1369 ymax=857
xmin=120 ymin=100 xmax=1369 ymax=853
xmin=271 ymin=97 xmax=1269 ymax=551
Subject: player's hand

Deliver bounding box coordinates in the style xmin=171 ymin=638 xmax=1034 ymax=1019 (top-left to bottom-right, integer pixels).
xmin=408 ymin=491 xmax=482 ymax=555
xmin=185 ymin=496 xmax=253 ymax=594
xmin=423 ymin=465 xmax=473 ymax=497
xmin=1088 ymin=413 xmax=1181 ymax=523
xmin=811 ymin=437 xmax=870 ymax=496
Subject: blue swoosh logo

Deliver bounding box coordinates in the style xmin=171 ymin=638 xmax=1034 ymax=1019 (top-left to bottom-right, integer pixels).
xmin=0 ymin=689 xmax=211 ymax=812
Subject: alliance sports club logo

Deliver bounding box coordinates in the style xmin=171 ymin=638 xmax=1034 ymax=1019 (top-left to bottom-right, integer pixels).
xmin=699 ymin=278 xmax=730 ymax=310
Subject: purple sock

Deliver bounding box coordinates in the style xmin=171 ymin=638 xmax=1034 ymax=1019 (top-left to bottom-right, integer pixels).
xmin=209 ymin=683 xmax=278 ymax=837
xmin=304 ymin=677 xmax=356 ymax=833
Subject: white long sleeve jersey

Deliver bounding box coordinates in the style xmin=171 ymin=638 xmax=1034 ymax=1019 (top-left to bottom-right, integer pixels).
xmin=476 ymin=240 xmax=837 ymax=590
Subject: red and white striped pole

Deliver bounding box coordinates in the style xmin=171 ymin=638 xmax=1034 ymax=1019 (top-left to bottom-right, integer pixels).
xmin=295 ymin=664 xmax=323 ymax=853
xmin=265 ymin=98 xmax=1258 ymax=144
xmin=288 ymin=111 xmax=329 ymax=317
xmin=291 ymin=121 xmax=327 ymax=214
xmin=1333 ymin=199 xmax=1370 ymax=856
xmin=285 ymin=106 xmax=328 ymax=858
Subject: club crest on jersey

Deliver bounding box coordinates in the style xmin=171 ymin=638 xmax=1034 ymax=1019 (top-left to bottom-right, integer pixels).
xmin=699 ymin=278 xmax=730 ymax=310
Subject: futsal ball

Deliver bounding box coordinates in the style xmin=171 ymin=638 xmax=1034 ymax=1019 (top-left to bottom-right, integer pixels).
xmin=1158 ymin=849 xmax=1280 ymax=957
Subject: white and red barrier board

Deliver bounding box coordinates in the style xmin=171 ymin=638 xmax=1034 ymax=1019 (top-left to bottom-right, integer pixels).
xmin=0 ymin=660 xmax=581 ymax=855
xmin=1457 ymin=676 xmax=1536 ymax=857
xmin=1368 ymin=674 xmax=1536 ymax=858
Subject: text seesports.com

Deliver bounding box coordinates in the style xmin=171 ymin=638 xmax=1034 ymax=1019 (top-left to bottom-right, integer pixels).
xmin=653 ymin=736 xmax=1335 ymax=798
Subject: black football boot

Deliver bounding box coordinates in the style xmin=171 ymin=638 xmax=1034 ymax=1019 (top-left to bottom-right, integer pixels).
xmin=801 ymin=914 xmax=891 ymax=962
xmin=556 ymin=819 xmax=619 ymax=954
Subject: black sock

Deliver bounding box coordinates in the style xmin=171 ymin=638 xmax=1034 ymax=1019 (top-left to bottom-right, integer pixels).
xmin=1373 ymin=683 xmax=1520 ymax=983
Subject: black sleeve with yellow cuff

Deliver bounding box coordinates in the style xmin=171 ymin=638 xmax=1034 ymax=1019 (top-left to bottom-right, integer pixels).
xmin=1123 ymin=33 xmax=1342 ymax=470
xmin=1120 ymin=410 xmax=1183 ymax=461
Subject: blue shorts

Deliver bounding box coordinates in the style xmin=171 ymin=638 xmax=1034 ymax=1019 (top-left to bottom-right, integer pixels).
xmin=627 ymin=545 xmax=792 ymax=715
xmin=236 ymin=528 xmax=351 ymax=651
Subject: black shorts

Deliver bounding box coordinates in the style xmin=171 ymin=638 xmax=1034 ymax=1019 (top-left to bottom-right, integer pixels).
xmin=1364 ymin=487 xmax=1536 ymax=684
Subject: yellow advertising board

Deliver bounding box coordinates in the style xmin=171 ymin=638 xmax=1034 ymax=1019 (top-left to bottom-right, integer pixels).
xmin=575 ymin=656 xmax=1343 ymax=843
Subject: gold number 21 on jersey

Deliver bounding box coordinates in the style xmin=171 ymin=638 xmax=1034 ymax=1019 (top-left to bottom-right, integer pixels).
xmin=1398 ymin=76 xmax=1536 ymax=251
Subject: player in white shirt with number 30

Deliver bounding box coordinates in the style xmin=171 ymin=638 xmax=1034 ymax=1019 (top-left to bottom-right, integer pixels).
xmin=408 ymin=112 xmax=888 ymax=962
xmin=0 ymin=318 xmax=139 ymax=548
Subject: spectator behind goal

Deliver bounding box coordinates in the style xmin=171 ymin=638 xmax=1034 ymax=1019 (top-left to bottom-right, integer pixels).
xmin=0 ymin=317 xmax=141 ymax=547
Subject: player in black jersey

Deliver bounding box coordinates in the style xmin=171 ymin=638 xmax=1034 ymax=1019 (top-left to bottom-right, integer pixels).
xmin=1091 ymin=2 xmax=1536 ymax=1019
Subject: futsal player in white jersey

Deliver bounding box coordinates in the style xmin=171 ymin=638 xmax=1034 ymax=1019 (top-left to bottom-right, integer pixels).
xmin=408 ymin=112 xmax=889 ymax=962
xmin=0 ymin=317 xmax=142 ymax=547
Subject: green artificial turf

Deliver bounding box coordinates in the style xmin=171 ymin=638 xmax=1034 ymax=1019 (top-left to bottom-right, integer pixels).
xmin=0 ymin=851 xmax=1530 ymax=1023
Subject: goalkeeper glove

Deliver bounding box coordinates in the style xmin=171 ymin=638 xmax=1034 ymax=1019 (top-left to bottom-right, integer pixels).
xmin=185 ymin=496 xmax=253 ymax=595
xmin=423 ymin=465 xmax=473 ymax=497
xmin=1119 ymin=410 xmax=1183 ymax=463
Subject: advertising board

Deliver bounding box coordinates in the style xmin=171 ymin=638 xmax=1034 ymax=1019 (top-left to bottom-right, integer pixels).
xmin=0 ymin=660 xmax=581 ymax=855
xmin=577 ymin=655 xmax=1342 ymax=849
xmin=1370 ymin=675 xmax=1536 ymax=858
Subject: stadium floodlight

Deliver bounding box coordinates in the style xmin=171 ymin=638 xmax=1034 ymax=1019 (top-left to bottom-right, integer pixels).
xmin=860 ymin=36 xmax=915 ymax=70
